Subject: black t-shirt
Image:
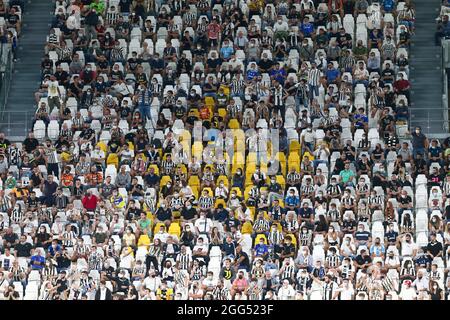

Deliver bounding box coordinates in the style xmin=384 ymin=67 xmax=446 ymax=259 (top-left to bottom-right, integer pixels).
xmin=119 ymin=106 xmax=132 ymax=119
xmin=342 ymin=219 xmax=357 ymax=231
xmin=43 ymin=181 xmax=58 ymax=197
xmin=427 ymin=241 xmax=443 ymax=257
xmin=155 ymin=207 xmax=172 ymax=221
xmin=399 ymin=195 xmax=412 ymax=205
xmin=4 ymin=233 xmax=18 ymax=246
xmin=236 ymin=251 xmax=250 ymax=270
xmin=56 ymin=255 xmax=71 ymax=269
xmin=98 ymin=60 xmax=109 ymax=70
xmin=126 ymin=207 xmax=142 ymax=221
xmin=221 ymin=266 xmax=234 ymax=281
xmin=222 ymin=241 xmax=237 ymax=256
xmin=207 ymin=58 xmax=222 ymax=70
xmin=119 ymin=0 xmax=132 ymax=12
xmin=14 ymin=242 xmax=33 ymax=258
xmin=7 ymin=14 xmax=19 ymax=24
xmin=281 ymin=243 xmax=296 ymax=257
xmin=56 ymin=278 xmax=68 ymax=292
xmin=80 ymin=128 xmax=95 ymax=140
xmin=181 ymin=207 xmax=197 ymax=220
xmin=30 ymin=173 xmax=43 ymax=187
xmin=355 ymin=254 xmax=372 ymax=267
xmin=108 ymin=140 xmax=120 ymax=153
xmin=258 ymin=59 xmax=273 ymax=72
xmin=23 ymin=138 xmax=38 ymax=153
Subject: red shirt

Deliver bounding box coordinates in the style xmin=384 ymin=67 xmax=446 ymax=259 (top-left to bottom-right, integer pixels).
xmin=82 ymin=194 xmax=98 ymax=211
xmin=206 ymin=23 xmax=221 ymax=39
xmin=394 ymin=79 xmax=410 ymax=92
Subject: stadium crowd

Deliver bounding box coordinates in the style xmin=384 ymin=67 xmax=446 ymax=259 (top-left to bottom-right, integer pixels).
xmin=0 ymin=0 xmax=448 ymax=300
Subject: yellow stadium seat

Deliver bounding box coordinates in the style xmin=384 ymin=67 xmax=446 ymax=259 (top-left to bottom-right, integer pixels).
xmin=218 ymin=108 xmax=227 ymax=118
xmin=275 ymin=152 xmax=286 ymax=162
xmin=214 ymin=198 xmax=227 ymax=208
xmin=244 ymin=185 xmax=255 ymax=201
xmin=248 ymin=206 xmax=256 ymax=220
xmin=153 ymin=222 xmax=166 ymax=235
xmin=188 ymin=108 xmax=199 ymax=118
xmin=191 ymin=186 xmax=199 ymax=200
xmin=230 ymin=187 xmax=242 ymax=197
xmin=246 ymin=164 xmax=257 ymax=178
xmin=247 ymin=152 xmax=257 ymax=164
xmin=146 ymin=211 xmax=154 ymax=220
xmin=147 ymin=164 xmax=160 ymax=175
xmin=137 ymin=234 xmax=151 ymax=247
xmin=97 ymin=141 xmax=108 ymax=152
xmin=302 ymin=151 xmax=315 ymax=161
xmin=254 ymin=234 xmax=267 ymax=246
xmin=232 ymin=152 xmax=245 ymax=166
xmin=288 ymin=153 xmax=301 ymax=172
xmin=188 ymin=175 xmax=200 ymax=187
xmin=202 ymin=187 xmax=213 ymax=196
xmin=228 ymin=119 xmax=240 ymax=129
xmin=220 ymin=84 xmax=230 ymax=96
xmin=242 ymin=221 xmax=253 ymax=234
xmin=290 ymin=141 xmax=301 ymax=154
xmin=276 ymin=175 xmax=286 ymax=190
xmin=275 ymin=152 xmax=287 ymax=175
xmin=192 ymin=141 xmax=203 ymax=159
xmin=160 ymin=175 xmax=172 ymax=186
xmin=205 ymin=96 xmax=215 ymax=107
xmin=287 ymin=234 xmax=297 ymax=248
xmin=216 ymin=175 xmax=229 ymax=188
xmin=168 ymin=222 xmax=181 ymax=237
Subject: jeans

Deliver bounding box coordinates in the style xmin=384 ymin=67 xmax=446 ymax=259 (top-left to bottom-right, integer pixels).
xmin=308 ymin=84 xmax=319 ymax=100
xmin=413 ymin=147 xmax=426 ymax=159
xmin=47 ymin=163 xmax=59 ymax=178
xmin=138 ymin=103 xmax=151 ymax=121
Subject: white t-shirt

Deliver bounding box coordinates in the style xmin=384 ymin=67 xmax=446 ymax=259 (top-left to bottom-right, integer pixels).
xmin=119 ymin=253 xmax=134 ymax=269
xmin=48 ymin=81 xmax=60 ymax=97
xmin=143 ymin=276 xmax=161 ymax=292
xmin=277 ymin=285 xmax=295 ymax=300
xmin=338 ymin=286 xmax=355 ymax=300
xmin=399 ymin=287 xmax=417 ymax=300
xmin=401 ymin=240 xmax=417 ymax=257
xmin=0 ymin=254 xmax=15 ymax=269
xmin=194 ymin=218 xmax=213 ymax=234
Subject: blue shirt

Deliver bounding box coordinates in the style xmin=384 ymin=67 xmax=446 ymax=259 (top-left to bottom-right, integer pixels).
xmin=325 ymin=68 xmax=340 ymax=83
xmin=354 ymin=113 xmax=368 ymax=127
xmin=300 ymin=23 xmax=314 ymax=37
xmin=355 ymin=231 xmax=371 ymax=242
xmin=254 ymin=244 xmax=269 ymax=256
xmin=429 ymin=146 xmax=442 ymax=158
xmin=269 ymin=68 xmax=287 ymax=84
xmin=370 ymin=244 xmax=385 ymax=256
xmin=222 ymin=241 xmax=236 ymax=256
xmin=285 ymin=195 xmax=300 ymax=207
xmin=246 ymin=69 xmax=260 ymax=81
xmin=382 ymin=0 xmax=395 ymax=11
xmin=220 ymin=46 xmax=234 ymax=59
xmin=30 ymin=255 xmax=45 ymax=270
xmin=48 ymin=244 xmax=62 ymax=256
xmin=385 ymin=230 xmax=398 ymax=243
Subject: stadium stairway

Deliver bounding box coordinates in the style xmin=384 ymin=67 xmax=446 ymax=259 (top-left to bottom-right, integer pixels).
xmin=409 ymin=0 xmax=447 ymax=136
xmin=3 ymin=0 xmax=54 ymax=140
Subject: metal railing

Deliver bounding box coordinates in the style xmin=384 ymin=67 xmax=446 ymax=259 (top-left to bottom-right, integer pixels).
xmin=0 ymin=110 xmax=33 ymax=139
xmin=0 ymin=43 xmax=13 ymax=119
